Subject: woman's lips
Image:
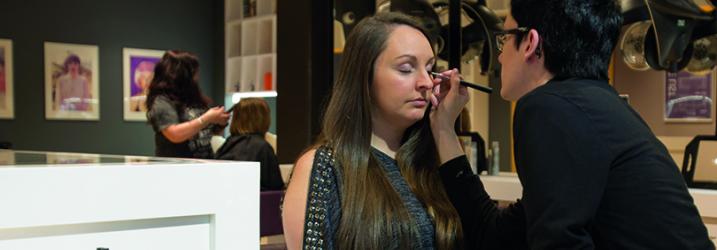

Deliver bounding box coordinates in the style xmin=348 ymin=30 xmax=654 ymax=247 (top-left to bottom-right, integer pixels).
xmin=410 ymin=98 xmax=427 ymax=108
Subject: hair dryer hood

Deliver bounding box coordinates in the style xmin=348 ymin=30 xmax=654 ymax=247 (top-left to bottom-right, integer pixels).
xmin=647 ymin=0 xmax=712 ymax=71
xmin=621 ymin=0 xmax=715 ymax=72
xmin=386 ymin=0 xmax=503 ymax=74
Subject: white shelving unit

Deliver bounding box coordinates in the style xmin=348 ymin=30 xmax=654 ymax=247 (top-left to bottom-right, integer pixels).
xmin=225 ymin=0 xmax=277 ymax=95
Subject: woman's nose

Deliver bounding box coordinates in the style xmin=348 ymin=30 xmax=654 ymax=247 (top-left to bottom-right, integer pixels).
xmin=417 ymin=71 xmax=433 ymax=90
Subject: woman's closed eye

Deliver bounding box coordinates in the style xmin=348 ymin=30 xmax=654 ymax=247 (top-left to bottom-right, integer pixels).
xmin=396 ymin=60 xmax=434 ymax=75
xmin=397 ymin=64 xmax=415 ymax=74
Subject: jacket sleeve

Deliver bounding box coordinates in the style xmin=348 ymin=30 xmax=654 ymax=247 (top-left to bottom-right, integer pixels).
xmin=440 ymin=156 xmax=528 ymax=249
xmin=513 ymin=93 xmax=612 ymax=250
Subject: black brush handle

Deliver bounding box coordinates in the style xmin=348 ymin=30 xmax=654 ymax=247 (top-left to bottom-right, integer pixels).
xmin=430 ymin=72 xmax=493 ymax=94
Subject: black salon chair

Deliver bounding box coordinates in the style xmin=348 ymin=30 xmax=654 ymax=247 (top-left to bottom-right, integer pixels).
xmin=0 ymin=141 xmax=11 ymax=149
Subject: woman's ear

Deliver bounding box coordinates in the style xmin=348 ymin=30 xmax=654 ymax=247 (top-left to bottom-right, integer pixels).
xmin=523 ymin=29 xmax=542 ymax=61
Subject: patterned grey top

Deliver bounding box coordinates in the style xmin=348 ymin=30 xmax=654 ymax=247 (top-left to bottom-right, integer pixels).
xmin=147 ymin=95 xmax=213 ymax=159
xmin=372 ymin=148 xmax=436 ymax=249
xmin=301 ymin=146 xmax=435 ymax=249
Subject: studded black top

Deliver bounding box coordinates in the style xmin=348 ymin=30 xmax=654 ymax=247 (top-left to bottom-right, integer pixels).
xmin=301 ymin=145 xmax=436 ymax=249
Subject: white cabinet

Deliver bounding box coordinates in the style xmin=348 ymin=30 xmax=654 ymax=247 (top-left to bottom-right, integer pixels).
xmin=225 ymin=0 xmax=277 ymax=95
xmin=0 ymin=150 xmax=260 ymax=250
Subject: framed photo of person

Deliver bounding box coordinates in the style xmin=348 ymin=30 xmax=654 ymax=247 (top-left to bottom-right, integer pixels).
xmin=0 ymin=39 xmax=13 ymax=119
xmin=664 ymin=70 xmax=715 ymax=123
xmin=44 ymin=42 xmax=100 ymax=120
xmin=123 ymin=48 xmax=164 ymax=121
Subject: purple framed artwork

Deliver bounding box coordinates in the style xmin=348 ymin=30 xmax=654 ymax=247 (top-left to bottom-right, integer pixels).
xmin=665 ymin=70 xmax=714 ymax=122
xmin=0 ymin=39 xmax=13 ymax=119
xmin=44 ymin=42 xmax=100 ymax=120
xmin=123 ymin=48 xmax=164 ymax=121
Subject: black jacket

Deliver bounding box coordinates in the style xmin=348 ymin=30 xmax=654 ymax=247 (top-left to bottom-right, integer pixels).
xmin=440 ymin=78 xmax=714 ymax=250
xmin=215 ymin=133 xmax=284 ymax=191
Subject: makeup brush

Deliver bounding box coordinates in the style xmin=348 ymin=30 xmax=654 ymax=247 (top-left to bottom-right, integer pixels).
xmin=430 ymin=72 xmax=493 ymax=94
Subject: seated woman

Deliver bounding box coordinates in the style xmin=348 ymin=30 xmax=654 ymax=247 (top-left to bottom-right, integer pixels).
xmin=282 ymin=12 xmax=468 ymax=249
xmin=215 ymin=98 xmax=284 ymax=191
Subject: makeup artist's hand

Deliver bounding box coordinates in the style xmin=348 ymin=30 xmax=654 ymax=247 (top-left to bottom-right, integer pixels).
xmin=430 ymin=69 xmax=468 ymax=165
xmin=428 ymin=69 xmax=469 ymax=164
xmin=429 ymin=68 xmax=469 ymax=132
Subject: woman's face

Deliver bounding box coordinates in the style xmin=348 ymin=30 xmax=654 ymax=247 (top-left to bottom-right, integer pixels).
xmin=136 ymin=70 xmax=153 ymax=89
xmin=68 ymin=62 xmax=80 ymax=76
xmin=498 ymin=14 xmax=532 ymax=101
xmin=371 ymin=25 xmax=435 ymax=129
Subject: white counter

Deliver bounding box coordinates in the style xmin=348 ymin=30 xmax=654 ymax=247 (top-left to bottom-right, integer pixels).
xmin=0 ymin=150 xmax=260 ymax=250
xmin=481 ymin=172 xmax=717 ymax=243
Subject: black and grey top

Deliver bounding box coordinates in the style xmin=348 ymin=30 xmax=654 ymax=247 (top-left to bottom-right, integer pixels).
xmin=147 ymin=95 xmax=213 ymax=159
xmin=301 ymin=145 xmax=436 ymax=249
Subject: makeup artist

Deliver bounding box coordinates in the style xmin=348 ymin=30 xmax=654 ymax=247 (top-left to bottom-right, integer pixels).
xmin=439 ymin=0 xmax=714 ymax=249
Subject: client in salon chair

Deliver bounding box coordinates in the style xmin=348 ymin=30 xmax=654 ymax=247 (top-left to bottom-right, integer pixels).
xmin=215 ymin=98 xmax=283 ymax=191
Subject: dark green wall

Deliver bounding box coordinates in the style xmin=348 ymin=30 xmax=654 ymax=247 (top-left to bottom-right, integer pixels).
xmin=0 ymin=0 xmax=223 ymax=156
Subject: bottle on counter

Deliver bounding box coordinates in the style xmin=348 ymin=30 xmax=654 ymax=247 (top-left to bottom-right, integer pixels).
xmin=490 ymin=141 xmax=500 ymax=175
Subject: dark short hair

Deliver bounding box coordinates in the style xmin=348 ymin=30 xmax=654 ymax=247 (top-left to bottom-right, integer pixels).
xmin=510 ymin=0 xmax=622 ymax=80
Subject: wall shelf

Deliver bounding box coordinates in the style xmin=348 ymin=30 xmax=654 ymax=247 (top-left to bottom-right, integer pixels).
xmin=231 ymin=91 xmax=278 ymax=103
xmin=225 ymin=0 xmax=277 ymax=95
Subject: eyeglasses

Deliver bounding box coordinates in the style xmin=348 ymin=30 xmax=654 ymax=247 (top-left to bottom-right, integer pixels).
xmin=495 ymin=27 xmax=529 ymax=52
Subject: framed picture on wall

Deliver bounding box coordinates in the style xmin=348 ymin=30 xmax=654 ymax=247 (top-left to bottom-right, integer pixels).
xmin=664 ymin=70 xmax=715 ymax=123
xmin=123 ymin=48 xmax=164 ymax=121
xmin=44 ymin=42 xmax=100 ymax=120
xmin=0 ymin=39 xmax=14 ymax=119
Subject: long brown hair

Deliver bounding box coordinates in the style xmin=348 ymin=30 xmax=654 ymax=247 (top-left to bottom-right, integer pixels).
xmin=146 ymin=50 xmax=210 ymax=111
xmin=318 ymin=12 xmax=462 ymax=249
xmin=229 ymin=98 xmax=270 ymax=135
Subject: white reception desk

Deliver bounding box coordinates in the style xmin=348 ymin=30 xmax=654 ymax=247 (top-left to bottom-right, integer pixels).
xmin=481 ymin=172 xmax=717 ymax=244
xmin=0 ymin=150 xmax=260 ymax=250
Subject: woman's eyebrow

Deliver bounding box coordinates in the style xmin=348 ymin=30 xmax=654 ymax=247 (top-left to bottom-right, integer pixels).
xmin=394 ymin=55 xmax=435 ymax=65
xmin=393 ymin=54 xmax=417 ymax=62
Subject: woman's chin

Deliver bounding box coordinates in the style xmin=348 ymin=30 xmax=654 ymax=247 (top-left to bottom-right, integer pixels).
xmin=405 ymin=112 xmax=426 ymax=124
